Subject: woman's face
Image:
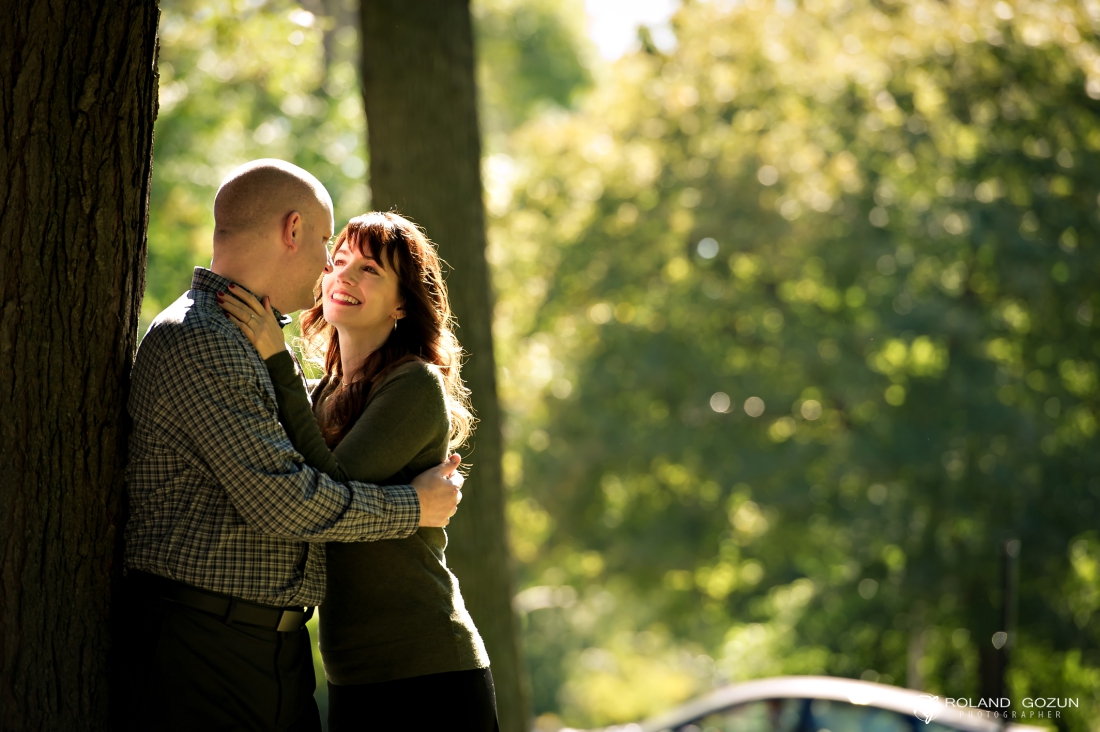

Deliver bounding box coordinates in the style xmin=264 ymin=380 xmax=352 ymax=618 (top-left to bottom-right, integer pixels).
xmin=321 ymin=239 xmax=403 ymax=334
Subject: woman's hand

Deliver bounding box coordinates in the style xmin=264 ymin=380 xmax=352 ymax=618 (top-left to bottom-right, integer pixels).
xmin=217 ymin=285 xmax=286 ymax=359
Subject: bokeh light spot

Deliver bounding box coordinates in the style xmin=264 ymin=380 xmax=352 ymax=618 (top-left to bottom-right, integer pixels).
xmin=696 ymin=237 xmax=719 ymax=259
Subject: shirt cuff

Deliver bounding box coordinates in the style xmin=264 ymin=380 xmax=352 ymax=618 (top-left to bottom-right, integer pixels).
xmin=387 ymin=483 xmax=421 ymax=537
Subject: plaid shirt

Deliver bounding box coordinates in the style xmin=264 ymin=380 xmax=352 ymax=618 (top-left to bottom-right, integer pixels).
xmin=124 ymin=268 xmax=420 ymax=607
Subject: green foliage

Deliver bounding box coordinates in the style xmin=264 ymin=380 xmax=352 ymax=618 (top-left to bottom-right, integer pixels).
xmin=146 ymin=0 xmax=591 ymax=334
xmin=473 ymin=0 xmax=594 ymax=146
xmin=490 ymin=0 xmax=1100 ymax=727
xmin=147 ymin=0 xmax=1100 ymax=728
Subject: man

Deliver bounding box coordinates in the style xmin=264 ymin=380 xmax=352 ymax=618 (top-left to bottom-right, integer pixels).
xmin=121 ymin=159 xmax=462 ymax=731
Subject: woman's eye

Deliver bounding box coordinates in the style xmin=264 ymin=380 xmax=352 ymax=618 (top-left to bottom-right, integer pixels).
xmin=364 ymin=265 xmax=378 ymax=274
xmin=333 ymin=259 xmax=346 ymax=266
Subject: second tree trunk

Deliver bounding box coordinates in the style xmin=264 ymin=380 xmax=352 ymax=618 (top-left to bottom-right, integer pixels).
xmin=359 ymin=2 xmax=530 ymax=731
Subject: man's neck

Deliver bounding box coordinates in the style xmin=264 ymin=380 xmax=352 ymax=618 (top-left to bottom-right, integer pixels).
xmin=210 ymin=233 xmax=279 ymax=303
xmin=205 ymin=265 xmax=293 ymax=328
xmin=210 ymin=263 xmax=267 ymax=297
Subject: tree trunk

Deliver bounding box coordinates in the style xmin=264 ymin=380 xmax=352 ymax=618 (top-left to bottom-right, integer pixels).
xmin=360 ymin=2 xmax=530 ymax=730
xmin=0 ymin=1 xmax=158 ymax=729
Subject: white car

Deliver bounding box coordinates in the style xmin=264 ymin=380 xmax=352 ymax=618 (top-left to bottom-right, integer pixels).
xmin=595 ymin=676 xmax=1048 ymax=732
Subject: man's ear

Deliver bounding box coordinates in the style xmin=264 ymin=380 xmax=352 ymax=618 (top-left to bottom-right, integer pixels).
xmin=282 ymin=211 xmax=302 ymax=252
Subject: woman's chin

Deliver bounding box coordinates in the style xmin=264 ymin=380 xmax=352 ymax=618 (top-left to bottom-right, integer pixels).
xmin=321 ymin=306 xmax=346 ymax=325
xmin=324 ymin=309 xmax=369 ymax=331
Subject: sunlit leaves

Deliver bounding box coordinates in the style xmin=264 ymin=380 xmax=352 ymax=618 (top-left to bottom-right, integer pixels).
xmin=867 ymin=336 xmax=949 ymax=379
xmin=491 ymin=0 xmax=1100 ymax=726
xmin=473 ymin=0 xmax=593 ymax=145
xmin=1060 ymin=360 xmax=1099 ymax=397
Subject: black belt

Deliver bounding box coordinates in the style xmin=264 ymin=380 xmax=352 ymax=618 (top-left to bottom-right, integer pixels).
xmin=129 ymin=571 xmax=314 ymax=633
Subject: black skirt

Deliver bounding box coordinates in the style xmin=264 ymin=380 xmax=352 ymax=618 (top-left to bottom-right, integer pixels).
xmin=327 ymin=667 xmax=499 ymax=732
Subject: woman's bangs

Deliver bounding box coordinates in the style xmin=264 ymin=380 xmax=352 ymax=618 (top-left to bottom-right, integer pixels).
xmin=346 ymin=221 xmax=401 ymax=274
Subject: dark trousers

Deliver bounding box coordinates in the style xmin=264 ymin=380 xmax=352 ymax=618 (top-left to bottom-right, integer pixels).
xmin=119 ymin=582 xmax=321 ymax=732
xmin=328 ymin=667 xmax=499 ymax=732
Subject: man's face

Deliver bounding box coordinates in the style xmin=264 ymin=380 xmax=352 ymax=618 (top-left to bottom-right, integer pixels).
xmin=291 ymin=201 xmax=334 ymax=312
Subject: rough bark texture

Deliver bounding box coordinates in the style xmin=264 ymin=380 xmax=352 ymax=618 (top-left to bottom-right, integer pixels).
xmin=0 ymin=1 xmax=158 ymax=729
xmin=360 ymin=3 xmax=531 ymax=730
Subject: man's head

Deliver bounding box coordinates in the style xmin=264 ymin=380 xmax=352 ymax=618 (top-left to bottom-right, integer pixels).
xmin=211 ymin=159 xmax=334 ymax=313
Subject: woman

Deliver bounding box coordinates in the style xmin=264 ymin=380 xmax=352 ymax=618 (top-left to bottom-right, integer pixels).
xmin=217 ymin=212 xmax=496 ymax=731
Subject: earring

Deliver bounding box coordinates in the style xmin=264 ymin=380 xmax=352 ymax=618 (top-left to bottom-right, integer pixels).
xmin=393 ymin=317 xmax=398 ymax=331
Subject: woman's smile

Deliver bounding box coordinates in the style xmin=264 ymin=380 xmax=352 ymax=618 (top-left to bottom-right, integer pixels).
xmin=330 ymin=290 xmax=361 ymax=306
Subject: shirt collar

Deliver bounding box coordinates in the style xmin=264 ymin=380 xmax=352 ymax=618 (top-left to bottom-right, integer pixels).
xmin=190 ymin=267 xmax=293 ymax=329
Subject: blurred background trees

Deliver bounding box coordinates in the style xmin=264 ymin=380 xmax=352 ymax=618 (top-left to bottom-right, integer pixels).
xmin=148 ymin=0 xmax=1099 ymax=730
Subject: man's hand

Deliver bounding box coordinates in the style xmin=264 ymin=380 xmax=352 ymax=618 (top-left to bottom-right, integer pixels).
xmin=411 ymin=454 xmax=465 ymax=527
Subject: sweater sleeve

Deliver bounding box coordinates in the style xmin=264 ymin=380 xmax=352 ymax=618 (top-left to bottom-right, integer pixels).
xmin=265 ymin=351 xmax=350 ymax=481
xmin=264 ymin=353 xmax=447 ymax=484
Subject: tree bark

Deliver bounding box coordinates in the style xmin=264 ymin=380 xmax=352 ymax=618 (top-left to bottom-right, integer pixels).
xmin=360 ymin=2 xmax=530 ymax=730
xmin=0 ymin=1 xmax=158 ymax=729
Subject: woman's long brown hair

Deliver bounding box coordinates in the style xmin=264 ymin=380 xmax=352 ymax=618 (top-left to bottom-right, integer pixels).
xmin=299 ymin=212 xmax=473 ymax=450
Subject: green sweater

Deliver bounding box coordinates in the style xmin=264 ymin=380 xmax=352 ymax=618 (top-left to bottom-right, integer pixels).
xmin=265 ymin=352 xmax=489 ymax=685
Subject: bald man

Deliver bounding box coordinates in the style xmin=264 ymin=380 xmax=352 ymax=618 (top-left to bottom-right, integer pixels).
xmin=121 ymin=160 xmax=463 ymax=731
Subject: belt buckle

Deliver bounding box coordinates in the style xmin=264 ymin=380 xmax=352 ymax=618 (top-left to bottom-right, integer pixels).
xmin=224 ymin=598 xmax=245 ymax=626
xmin=276 ymin=608 xmax=303 ymax=632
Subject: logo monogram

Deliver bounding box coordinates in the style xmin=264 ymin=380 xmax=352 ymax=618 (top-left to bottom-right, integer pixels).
xmin=914 ymin=694 xmax=940 ymax=724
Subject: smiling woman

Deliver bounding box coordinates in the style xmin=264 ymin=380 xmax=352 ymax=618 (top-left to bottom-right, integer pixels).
xmin=299 ymin=211 xmax=473 ymax=449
